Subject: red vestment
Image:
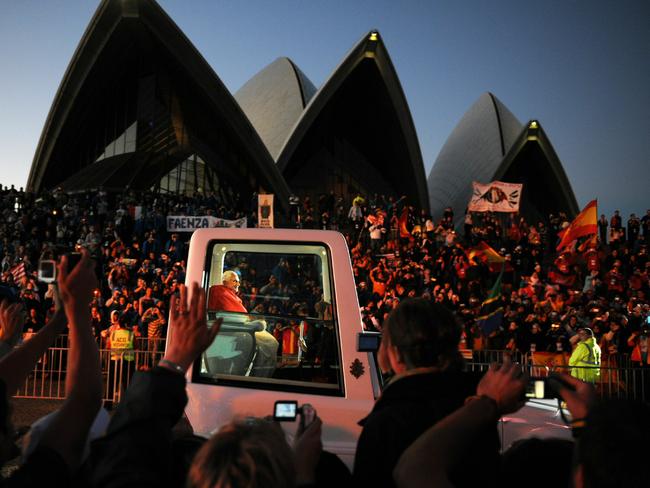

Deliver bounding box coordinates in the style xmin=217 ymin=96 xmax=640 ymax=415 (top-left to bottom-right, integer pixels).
xmin=208 ymin=285 xmax=247 ymax=313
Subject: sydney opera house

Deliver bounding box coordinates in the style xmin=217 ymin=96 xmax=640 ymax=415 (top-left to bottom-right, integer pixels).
xmin=26 ymin=0 xmax=578 ymax=222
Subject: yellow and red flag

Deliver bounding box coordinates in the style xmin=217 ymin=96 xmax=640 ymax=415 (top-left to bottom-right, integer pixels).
xmin=466 ymin=241 xmax=505 ymax=266
xmin=398 ymin=208 xmax=412 ymax=239
xmin=556 ymin=200 xmax=597 ymax=251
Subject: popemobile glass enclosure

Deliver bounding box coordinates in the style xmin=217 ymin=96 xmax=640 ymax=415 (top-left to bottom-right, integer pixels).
xmin=196 ymin=241 xmax=343 ymax=394
xmin=180 ymin=228 xmax=380 ymax=470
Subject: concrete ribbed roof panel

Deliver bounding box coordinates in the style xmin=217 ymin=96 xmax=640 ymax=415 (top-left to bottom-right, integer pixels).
xmin=235 ymin=58 xmax=317 ymax=161
xmin=427 ymin=92 xmax=523 ymax=223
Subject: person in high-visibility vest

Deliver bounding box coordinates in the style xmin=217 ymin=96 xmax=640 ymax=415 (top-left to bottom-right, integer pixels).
xmin=569 ymin=327 xmax=601 ymax=383
xmin=105 ymin=318 xmax=135 ymax=408
xmin=110 ymin=325 xmax=135 ymax=361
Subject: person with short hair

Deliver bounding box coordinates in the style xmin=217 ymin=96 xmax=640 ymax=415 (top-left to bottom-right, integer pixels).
xmin=207 ymin=270 xmax=245 ymax=312
xmin=353 ymin=298 xmax=499 ymax=488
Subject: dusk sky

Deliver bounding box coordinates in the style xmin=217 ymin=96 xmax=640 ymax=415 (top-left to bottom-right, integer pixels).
xmin=0 ymin=0 xmax=648 ymax=220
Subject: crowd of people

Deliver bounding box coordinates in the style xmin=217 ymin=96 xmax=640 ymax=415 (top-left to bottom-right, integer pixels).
xmin=0 ymin=183 xmax=648 ymax=371
xmin=0 ymin=183 xmax=647 ymax=486
xmin=0 ymin=250 xmax=647 ymax=487
xmin=343 ymin=199 xmax=650 ymax=372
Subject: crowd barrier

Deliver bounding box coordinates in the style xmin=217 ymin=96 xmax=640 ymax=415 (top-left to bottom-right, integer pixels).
xmin=14 ymin=338 xmax=167 ymax=403
xmin=13 ymin=343 xmax=648 ymax=404
xmin=465 ymin=360 xmax=649 ymax=402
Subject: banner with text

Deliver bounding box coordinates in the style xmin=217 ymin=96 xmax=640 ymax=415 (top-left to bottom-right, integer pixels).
xmin=166 ymin=215 xmax=247 ymax=232
xmin=469 ymin=181 xmax=522 ymax=213
xmin=258 ymin=194 xmax=274 ymax=228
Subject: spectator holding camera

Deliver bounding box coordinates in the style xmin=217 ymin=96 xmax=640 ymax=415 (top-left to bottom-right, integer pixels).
xmin=187 ymin=407 xmax=327 ymax=488
xmin=393 ymin=357 xmax=526 ymax=488
xmin=394 ymin=362 xmax=650 ymax=488
xmin=90 ymin=283 xmax=221 ymax=487
xmin=0 ymin=249 xmax=102 ymax=483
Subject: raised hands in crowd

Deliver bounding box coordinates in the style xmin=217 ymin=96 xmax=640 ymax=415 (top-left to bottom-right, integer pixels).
xmin=163 ymin=283 xmax=220 ymax=373
xmin=0 ymin=299 xmax=24 ymax=358
xmin=394 ymin=361 xmax=649 ymax=488
xmin=0 ymin=249 xmax=102 ymax=483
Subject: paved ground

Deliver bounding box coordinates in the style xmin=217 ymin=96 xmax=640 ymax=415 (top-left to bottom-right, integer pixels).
xmin=501 ymin=400 xmax=573 ymax=448
xmin=2 ymin=399 xmax=64 ymax=477
xmin=10 ymin=398 xmax=64 ymax=430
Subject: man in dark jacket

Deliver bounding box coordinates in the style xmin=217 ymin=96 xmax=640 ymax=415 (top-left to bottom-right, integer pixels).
xmin=353 ymin=299 xmax=500 ymax=488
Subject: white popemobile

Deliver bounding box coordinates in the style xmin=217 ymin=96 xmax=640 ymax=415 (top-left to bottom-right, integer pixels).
xmin=172 ymin=228 xmax=569 ymax=470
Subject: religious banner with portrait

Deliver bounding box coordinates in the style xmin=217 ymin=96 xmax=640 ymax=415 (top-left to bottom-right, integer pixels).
xmin=258 ymin=194 xmax=274 ymax=228
xmin=468 ymin=181 xmax=523 ymax=213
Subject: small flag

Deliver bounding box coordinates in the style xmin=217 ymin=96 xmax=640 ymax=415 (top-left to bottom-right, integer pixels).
xmin=10 ymin=262 xmax=26 ymax=283
xmin=398 ymin=208 xmax=412 ymax=239
xmin=466 ymin=241 xmax=509 ymax=272
xmin=476 ymin=267 xmax=504 ymax=334
xmin=466 ymin=241 xmax=505 ymax=265
xmin=557 ymin=200 xmax=597 ymax=251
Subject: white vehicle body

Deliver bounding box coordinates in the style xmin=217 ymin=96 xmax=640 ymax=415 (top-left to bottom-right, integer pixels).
xmin=174 ymin=228 xmax=569 ymax=469
xmin=177 ymin=228 xmax=380 ymax=468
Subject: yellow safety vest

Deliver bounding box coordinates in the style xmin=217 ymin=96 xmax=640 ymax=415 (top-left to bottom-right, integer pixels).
xmin=110 ymin=328 xmax=135 ymax=361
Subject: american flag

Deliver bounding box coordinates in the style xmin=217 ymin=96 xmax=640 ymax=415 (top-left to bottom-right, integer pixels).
xmin=9 ymin=262 xmax=26 ymax=282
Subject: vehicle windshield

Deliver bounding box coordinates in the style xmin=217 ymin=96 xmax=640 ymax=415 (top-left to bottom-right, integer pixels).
xmin=194 ymin=242 xmax=343 ymax=395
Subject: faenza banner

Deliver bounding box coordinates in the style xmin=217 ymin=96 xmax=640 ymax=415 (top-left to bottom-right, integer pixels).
xmin=258 ymin=194 xmax=274 ymax=228
xmin=468 ymin=181 xmax=523 ymax=213
xmin=166 ymin=215 xmax=247 ymax=232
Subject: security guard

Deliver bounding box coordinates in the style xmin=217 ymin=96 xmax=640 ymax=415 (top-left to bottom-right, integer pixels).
xmin=109 ymin=324 xmax=135 ymax=361
xmin=106 ymin=318 xmax=135 ymax=408
xmin=569 ymin=327 xmax=601 ymax=383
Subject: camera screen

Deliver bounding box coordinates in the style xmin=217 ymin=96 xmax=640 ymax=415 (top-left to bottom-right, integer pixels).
xmin=525 ymin=380 xmax=545 ymax=399
xmin=274 ymin=401 xmax=297 ymax=420
xmin=39 ymin=261 xmax=55 ymax=278
xmin=38 ymin=260 xmax=57 ymax=283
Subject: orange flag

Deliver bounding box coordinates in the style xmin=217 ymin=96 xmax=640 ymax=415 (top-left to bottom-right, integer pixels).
xmin=398 ymin=208 xmax=412 ymax=239
xmin=556 ymin=200 xmax=597 ymax=251
xmin=466 ymin=241 xmax=505 ymax=265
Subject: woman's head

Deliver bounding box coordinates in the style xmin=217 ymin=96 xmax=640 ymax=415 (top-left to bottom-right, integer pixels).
xmin=187 ymin=418 xmax=295 ymax=488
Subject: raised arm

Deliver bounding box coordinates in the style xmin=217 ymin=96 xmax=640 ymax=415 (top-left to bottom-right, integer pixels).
xmin=37 ymin=249 xmax=102 ymax=470
xmin=0 ymin=300 xmax=24 ymax=359
xmin=393 ymin=360 xmax=526 ymax=488
xmin=91 ymin=283 xmax=221 ymax=488
xmin=0 ymin=301 xmax=67 ymax=396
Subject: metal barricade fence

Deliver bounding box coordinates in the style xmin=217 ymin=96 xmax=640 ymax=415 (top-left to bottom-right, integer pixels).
xmin=470 ymin=349 xmax=527 ymax=365
xmin=13 ymin=342 xmax=648 ymax=404
xmin=14 ymin=337 xmax=167 ymax=403
xmin=464 ymin=360 xmax=649 ymax=402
